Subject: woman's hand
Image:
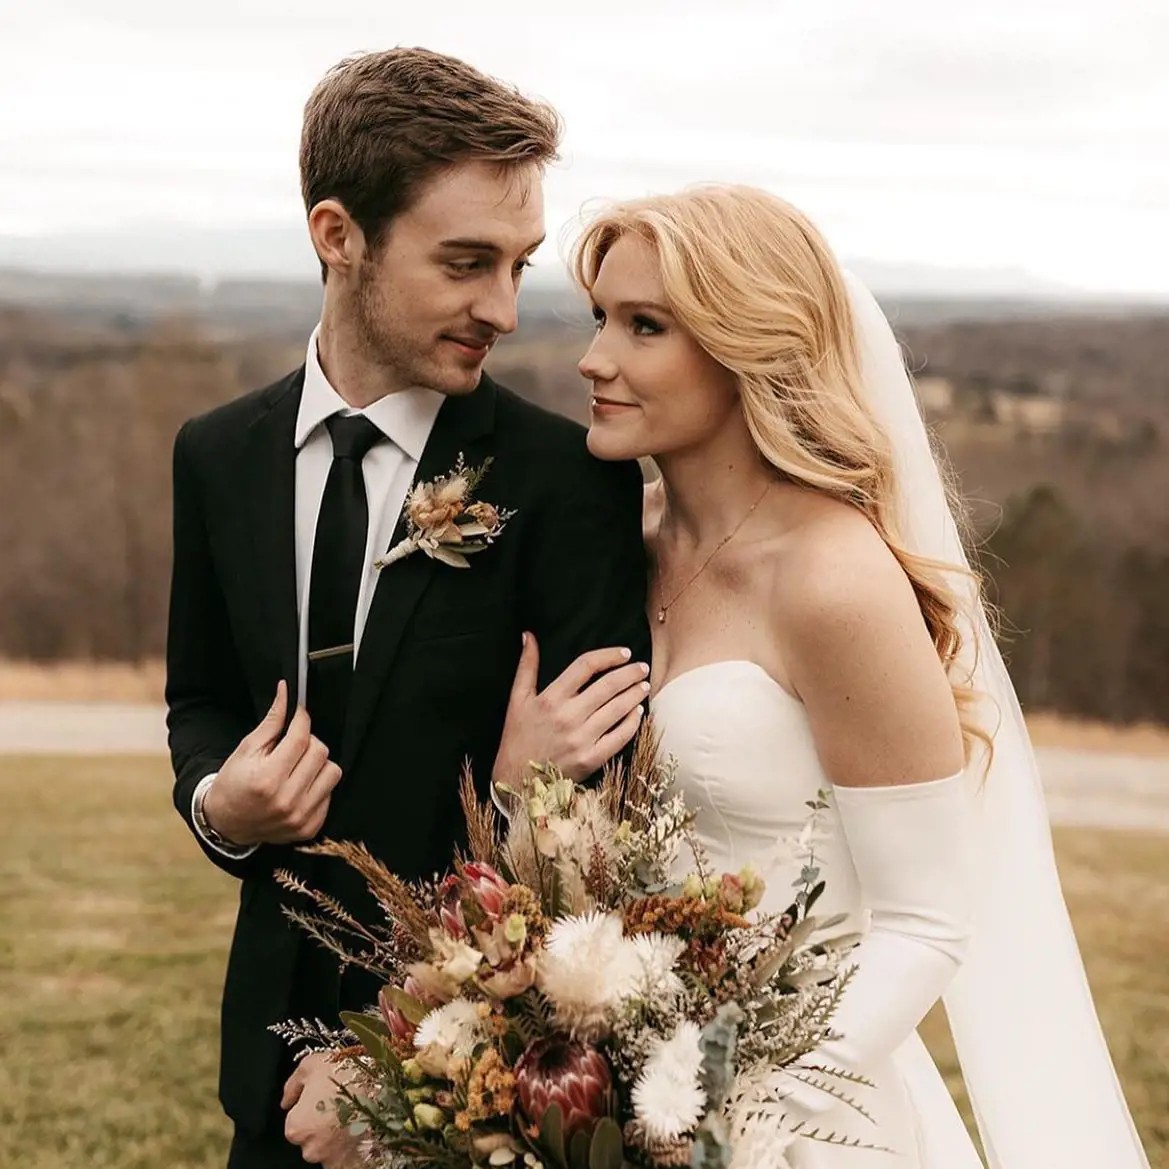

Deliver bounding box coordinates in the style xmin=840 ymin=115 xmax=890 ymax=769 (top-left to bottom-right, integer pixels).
xmin=492 ymin=632 xmax=650 ymax=788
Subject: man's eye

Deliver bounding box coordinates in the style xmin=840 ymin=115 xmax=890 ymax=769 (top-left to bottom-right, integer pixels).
xmin=513 ymin=258 xmax=533 ymax=276
xmin=449 ymin=259 xmax=485 ymax=275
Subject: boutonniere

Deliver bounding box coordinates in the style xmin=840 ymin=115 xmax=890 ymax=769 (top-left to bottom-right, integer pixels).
xmin=374 ymin=455 xmax=515 ymax=571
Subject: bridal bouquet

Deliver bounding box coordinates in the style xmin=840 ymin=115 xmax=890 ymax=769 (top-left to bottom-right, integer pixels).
xmin=273 ymin=725 xmax=866 ymax=1169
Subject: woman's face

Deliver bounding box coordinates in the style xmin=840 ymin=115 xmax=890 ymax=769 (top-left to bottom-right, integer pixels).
xmin=578 ymin=233 xmax=740 ymax=462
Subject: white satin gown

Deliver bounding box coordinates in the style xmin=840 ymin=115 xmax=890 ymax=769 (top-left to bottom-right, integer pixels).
xmin=653 ymin=659 xmax=985 ymax=1169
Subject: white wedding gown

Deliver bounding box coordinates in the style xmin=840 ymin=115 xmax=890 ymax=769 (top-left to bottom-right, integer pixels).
xmin=653 ymin=659 xmax=985 ymax=1169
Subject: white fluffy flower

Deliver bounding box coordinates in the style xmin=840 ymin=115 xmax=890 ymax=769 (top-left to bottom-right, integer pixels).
xmin=537 ymin=912 xmax=637 ymax=1039
xmin=413 ymin=998 xmax=490 ymax=1076
xmin=725 ymin=1067 xmax=800 ymax=1169
xmin=631 ymin=1020 xmax=707 ymax=1140
xmin=623 ymin=932 xmax=686 ymax=1002
xmin=728 ymin=1115 xmax=797 ymax=1169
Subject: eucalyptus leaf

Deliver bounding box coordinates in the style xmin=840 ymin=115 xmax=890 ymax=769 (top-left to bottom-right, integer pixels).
xmin=340 ymin=1009 xmax=390 ymax=1039
xmin=569 ymin=1128 xmax=591 ymax=1169
xmin=588 ymin=1119 xmax=623 ymax=1169
xmin=784 ymin=916 xmax=819 ymax=951
xmin=383 ymin=988 xmax=430 ymax=1027
xmin=785 ymin=966 xmax=839 ymax=989
xmin=343 ymin=1014 xmax=391 ymax=1064
xmin=539 ymin=1103 xmax=567 ymax=1169
xmin=815 ymin=912 xmax=850 ymax=931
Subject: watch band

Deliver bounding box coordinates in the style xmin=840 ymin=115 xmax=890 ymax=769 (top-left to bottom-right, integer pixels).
xmin=193 ymin=775 xmax=250 ymax=854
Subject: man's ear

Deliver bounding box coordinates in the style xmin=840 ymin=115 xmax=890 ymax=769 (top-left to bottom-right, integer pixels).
xmin=308 ymin=199 xmax=364 ymax=280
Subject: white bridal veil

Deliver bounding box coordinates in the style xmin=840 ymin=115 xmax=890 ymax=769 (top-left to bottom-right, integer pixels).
xmin=843 ymin=271 xmax=1150 ymax=1168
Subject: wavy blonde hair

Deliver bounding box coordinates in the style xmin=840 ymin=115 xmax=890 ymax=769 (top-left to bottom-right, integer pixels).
xmin=572 ymin=185 xmax=988 ymax=761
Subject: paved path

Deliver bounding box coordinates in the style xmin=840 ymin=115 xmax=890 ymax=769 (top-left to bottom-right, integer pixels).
xmin=0 ymin=702 xmax=169 ymax=754
xmin=2 ymin=702 xmax=1167 ymax=832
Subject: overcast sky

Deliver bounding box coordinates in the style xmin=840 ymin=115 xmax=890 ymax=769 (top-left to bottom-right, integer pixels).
xmin=3 ymin=0 xmax=1167 ymax=295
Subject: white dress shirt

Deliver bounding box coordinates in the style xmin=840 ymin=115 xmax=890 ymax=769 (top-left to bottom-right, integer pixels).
xmin=193 ymin=326 xmax=445 ymax=857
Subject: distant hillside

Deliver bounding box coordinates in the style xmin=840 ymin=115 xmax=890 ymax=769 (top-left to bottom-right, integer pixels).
xmin=3 ymin=267 xmax=1165 ymax=338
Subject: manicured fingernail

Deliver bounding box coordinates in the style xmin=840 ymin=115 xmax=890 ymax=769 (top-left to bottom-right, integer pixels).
xmin=620 ymin=647 xmax=632 ymax=660
xmin=640 ymin=681 xmax=651 ymax=692
xmin=639 ymin=662 xmax=650 ymax=675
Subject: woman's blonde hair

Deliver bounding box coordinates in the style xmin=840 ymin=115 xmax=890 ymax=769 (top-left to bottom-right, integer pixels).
xmin=572 ymin=185 xmax=988 ymax=761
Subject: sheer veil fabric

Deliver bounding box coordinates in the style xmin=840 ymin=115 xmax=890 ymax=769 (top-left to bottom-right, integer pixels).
xmin=843 ymin=271 xmax=1149 ymax=1168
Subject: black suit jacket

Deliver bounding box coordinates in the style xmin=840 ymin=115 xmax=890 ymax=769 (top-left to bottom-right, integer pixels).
xmin=165 ymin=367 xmax=651 ymax=1134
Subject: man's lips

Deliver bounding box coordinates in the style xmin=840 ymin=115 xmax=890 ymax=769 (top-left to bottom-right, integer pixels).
xmin=444 ymin=335 xmax=494 ymax=356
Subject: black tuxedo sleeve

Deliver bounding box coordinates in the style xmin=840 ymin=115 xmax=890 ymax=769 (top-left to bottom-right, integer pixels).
xmin=523 ymin=452 xmax=652 ymax=697
xmin=165 ymin=421 xmax=264 ymax=879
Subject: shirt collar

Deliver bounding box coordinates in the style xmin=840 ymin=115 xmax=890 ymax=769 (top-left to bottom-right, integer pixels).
xmin=294 ymin=324 xmax=445 ymax=461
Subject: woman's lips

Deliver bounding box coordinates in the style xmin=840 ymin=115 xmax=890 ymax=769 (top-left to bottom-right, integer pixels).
xmin=591 ymin=395 xmax=639 ymax=416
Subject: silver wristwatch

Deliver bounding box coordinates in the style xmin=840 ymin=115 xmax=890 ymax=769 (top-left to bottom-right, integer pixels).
xmin=193 ymin=776 xmax=247 ymax=853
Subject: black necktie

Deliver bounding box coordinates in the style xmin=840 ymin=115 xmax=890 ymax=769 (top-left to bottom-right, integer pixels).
xmin=305 ymin=414 xmax=384 ymax=757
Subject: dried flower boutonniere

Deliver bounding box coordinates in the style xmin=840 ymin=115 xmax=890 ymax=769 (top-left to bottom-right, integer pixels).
xmin=374 ymin=455 xmax=514 ymax=571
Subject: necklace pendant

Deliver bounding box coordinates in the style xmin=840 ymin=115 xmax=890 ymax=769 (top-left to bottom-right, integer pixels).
xmin=657 ymin=607 xmax=667 ymax=624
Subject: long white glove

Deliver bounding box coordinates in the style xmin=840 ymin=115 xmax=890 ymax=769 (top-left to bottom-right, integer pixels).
xmin=779 ymin=773 xmax=976 ymax=1120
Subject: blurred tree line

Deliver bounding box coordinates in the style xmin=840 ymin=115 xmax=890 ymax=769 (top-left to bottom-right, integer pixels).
xmin=983 ymin=485 xmax=1169 ymax=723
xmin=1 ymin=302 xmax=1167 ymax=724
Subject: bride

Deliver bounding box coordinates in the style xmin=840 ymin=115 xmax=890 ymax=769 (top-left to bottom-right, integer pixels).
xmin=494 ymin=185 xmax=1150 ymax=1167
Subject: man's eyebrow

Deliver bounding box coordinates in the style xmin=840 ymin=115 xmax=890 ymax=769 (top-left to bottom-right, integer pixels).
xmin=437 ymin=236 xmax=546 ymax=253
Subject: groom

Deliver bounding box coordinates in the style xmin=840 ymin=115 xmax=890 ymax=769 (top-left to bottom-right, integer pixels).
xmin=166 ymin=48 xmax=651 ymax=1168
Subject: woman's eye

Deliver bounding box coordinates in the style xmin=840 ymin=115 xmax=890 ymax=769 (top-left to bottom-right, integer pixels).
xmin=513 ymin=259 xmax=533 ymax=276
xmin=631 ymin=315 xmax=662 ymax=336
xmin=591 ymin=307 xmax=606 ymax=332
xmin=449 ymin=259 xmax=485 ymax=275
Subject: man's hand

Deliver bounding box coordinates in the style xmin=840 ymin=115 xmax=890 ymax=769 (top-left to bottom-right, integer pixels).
xmin=492 ymin=633 xmax=649 ymax=787
xmin=203 ymin=681 xmax=342 ymax=847
xmin=282 ymin=1051 xmax=362 ymax=1167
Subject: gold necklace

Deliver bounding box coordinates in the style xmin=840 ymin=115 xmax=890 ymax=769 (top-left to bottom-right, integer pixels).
xmin=654 ymin=482 xmax=771 ymax=624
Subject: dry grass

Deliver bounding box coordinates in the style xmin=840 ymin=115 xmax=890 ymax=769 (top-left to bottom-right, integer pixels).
xmin=0 ymin=755 xmax=234 ymax=1168
xmin=0 ymin=755 xmax=1166 ymax=1168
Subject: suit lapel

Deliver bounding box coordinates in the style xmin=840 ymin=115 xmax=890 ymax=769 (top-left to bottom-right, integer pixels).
xmin=245 ymin=368 xmax=304 ymax=709
xmin=340 ymin=378 xmax=498 ymax=775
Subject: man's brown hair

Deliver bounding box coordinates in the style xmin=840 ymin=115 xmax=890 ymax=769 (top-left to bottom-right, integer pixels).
xmin=300 ymin=47 xmax=562 ymax=275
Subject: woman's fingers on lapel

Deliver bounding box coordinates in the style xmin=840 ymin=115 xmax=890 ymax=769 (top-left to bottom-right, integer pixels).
xmin=577 ymin=661 xmax=650 ymax=717
xmin=546 ymin=645 xmax=633 ymax=701
xmin=585 ymin=674 xmax=652 ymax=741
xmin=591 ymin=705 xmax=645 ymax=770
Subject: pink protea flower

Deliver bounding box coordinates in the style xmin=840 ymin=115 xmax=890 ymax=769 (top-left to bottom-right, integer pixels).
xmin=378 ymin=986 xmax=417 ymax=1044
xmin=515 ymin=1037 xmax=613 ymax=1141
xmin=464 ymin=861 xmax=510 ymax=921
xmin=437 ymin=873 xmax=468 ymax=939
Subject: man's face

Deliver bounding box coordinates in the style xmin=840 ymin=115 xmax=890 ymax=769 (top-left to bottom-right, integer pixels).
xmin=347 ymin=160 xmax=546 ymax=395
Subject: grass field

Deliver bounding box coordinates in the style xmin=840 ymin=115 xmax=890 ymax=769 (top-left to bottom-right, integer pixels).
xmin=1 ymin=754 xmax=1165 ymax=1168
